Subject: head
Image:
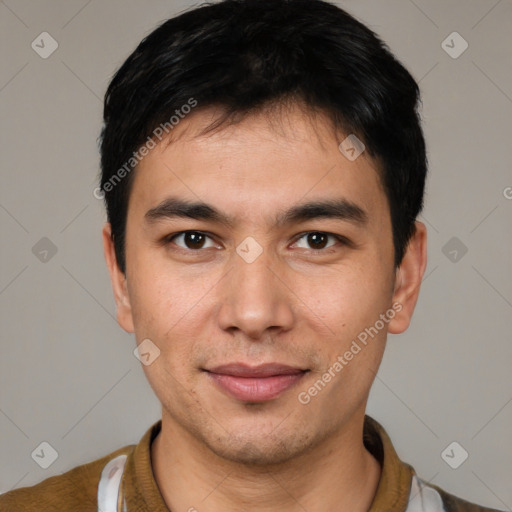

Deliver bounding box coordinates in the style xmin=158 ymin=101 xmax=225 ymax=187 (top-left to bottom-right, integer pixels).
xmin=100 ymin=0 xmax=427 ymax=465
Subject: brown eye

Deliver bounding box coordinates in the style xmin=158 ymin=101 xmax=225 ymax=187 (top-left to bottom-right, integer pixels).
xmin=307 ymin=232 xmax=329 ymax=249
xmin=167 ymin=231 xmax=217 ymax=250
xmin=293 ymin=232 xmax=344 ymax=251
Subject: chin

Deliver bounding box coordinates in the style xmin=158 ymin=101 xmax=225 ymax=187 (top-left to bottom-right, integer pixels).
xmin=202 ymin=424 xmax=320 ymax=467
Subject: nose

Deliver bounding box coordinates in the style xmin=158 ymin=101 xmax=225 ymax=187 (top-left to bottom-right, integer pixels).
xmin=216 ymin=246 xmax=295 ymax=340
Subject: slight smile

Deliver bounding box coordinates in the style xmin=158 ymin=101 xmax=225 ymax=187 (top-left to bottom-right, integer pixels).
xmin=203 ymin=363 xmax=310 ymax=402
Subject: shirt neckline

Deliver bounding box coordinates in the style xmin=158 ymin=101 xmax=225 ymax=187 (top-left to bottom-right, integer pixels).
xmin=125 ymin=414 xmax=413 ymax=511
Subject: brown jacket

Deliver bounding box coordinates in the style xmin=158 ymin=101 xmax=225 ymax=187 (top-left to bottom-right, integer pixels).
xmin=0 ymin=416 xmax=504 ymax=511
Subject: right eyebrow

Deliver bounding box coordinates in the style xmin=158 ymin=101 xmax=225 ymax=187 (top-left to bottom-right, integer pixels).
xmin=144 ymin=197 xmax=235 ymax=229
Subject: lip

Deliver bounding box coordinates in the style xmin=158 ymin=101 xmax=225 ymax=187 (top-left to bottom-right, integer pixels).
xmin=206 ymin=362 xmax=307 ymax=377
xmin=204 ymin=363 xmax=308 ymax=402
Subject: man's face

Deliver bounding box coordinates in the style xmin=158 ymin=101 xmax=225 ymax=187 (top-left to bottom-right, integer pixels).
xmin=107 ymin=105 xmax=410 ymax=465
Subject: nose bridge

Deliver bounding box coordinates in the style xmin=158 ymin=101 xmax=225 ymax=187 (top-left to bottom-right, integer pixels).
xmin=234 ymin=247 xmax=275 ymax=300
xmin=217 ymin=239 xmax=294 ymax=337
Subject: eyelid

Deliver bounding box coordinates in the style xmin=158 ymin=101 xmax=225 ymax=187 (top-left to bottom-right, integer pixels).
xmin=291 ymin=231 xmax=350 ymax=251
xmin=164 ymin=230 xmax=219 ymax=249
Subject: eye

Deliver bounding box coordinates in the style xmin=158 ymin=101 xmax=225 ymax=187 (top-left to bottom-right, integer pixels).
xmin=292 ymin=231 xmax=345 ymax=251
xmin=165 ymin=231 xmax=219 ymax=250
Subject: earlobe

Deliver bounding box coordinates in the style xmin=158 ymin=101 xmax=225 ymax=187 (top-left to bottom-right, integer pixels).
xmin=387 ymin=221 xmax=427 ymax=335
xmin=102 ymin=223 xmax=135 ymax=333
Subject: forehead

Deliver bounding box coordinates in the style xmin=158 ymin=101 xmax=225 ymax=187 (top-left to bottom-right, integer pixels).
xmin=128 ymin=106 xmax=388 ymax=227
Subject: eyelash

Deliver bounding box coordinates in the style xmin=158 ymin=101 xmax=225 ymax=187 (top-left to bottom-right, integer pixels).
xmin=163 ymin=230 xmax=350 ymax=253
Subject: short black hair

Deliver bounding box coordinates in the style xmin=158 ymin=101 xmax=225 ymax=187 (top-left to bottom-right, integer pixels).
xmin=99 ymin=0 xmax=427 ymax=274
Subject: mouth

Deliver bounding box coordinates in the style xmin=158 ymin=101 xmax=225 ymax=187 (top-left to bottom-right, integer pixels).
xmin=203 ymin=363 xmax=309 ymax=402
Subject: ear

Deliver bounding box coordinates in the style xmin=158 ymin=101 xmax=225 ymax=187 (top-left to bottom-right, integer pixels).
xmin=102 ymin=223 xmax=135 ymax=333
xmin=387 ymin=221 xmax=427 ymax=334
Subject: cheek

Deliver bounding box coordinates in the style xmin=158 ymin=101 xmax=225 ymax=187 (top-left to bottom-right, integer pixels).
xmin=129 ymin=267 xmax=206 ymax=399
xmin=292 ymin=260 xmax=391 ymax=335
xmin=126 ymin=258 xmax=223 ymax=370
xmin=128 ymin=254 xmax=203 ymax=327
xmin=305 ymin=271 xmax=391 ymax=391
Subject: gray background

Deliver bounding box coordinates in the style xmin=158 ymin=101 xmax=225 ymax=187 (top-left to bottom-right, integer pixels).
xmin=0 ymin=0 xmax=511 ymax=508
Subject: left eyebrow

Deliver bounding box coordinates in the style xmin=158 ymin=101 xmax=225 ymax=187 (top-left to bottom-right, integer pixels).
xmin=274 ymin=198 xmax=368 ymax=228
xmin=144 ymin=197 xmax=368 ymax=229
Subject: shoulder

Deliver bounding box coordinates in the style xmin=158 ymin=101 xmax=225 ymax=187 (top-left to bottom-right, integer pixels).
xmin=436 ymin=485 xmax=505 ymax=512
xmin=410 ymin=475 xmax=506 ymax=512
xmin=0 ymin=444 xmax=134 ymax=512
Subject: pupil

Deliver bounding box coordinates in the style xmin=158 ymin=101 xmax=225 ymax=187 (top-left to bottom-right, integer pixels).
xmin=308 ymin=232 xmax=327 ymax=249
xmin=186 ymin=232 xmax=204 ymax=249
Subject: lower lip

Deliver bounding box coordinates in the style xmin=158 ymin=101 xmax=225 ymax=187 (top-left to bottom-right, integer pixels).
xmin=206 ymin=371 xmax=307 ymax=402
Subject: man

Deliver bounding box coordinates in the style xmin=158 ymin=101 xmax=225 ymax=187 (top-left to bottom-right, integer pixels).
xmin=0 ymin=0 xmax=504 ymax=511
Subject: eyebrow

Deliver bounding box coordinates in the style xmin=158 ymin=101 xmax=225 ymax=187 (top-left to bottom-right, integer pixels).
xmin=144 ymin=197 xmax=368 ymax=229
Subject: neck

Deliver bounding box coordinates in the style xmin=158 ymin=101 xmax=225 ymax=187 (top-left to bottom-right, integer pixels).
xmin=151 ymin=411 xmax=381 ymax=512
